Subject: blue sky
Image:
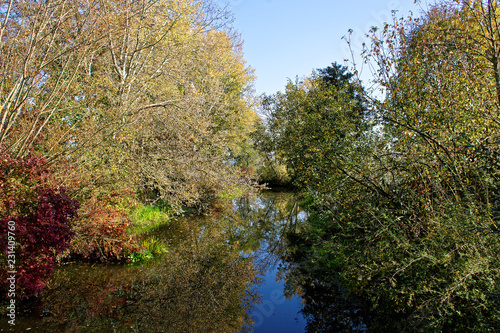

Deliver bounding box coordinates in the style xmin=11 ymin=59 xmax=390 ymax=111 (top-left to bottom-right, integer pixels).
xmin=217 ymin=0 xmax=426 ymax=96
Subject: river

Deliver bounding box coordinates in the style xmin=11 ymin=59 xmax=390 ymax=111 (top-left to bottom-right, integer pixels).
xmin=0 ymin=190 xmax=312 ymax=332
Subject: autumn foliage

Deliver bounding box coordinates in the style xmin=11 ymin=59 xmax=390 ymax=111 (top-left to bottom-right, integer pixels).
xmin=69 ymin=192 xmax=140 ymax=262
xmin=0 ymin=0 xmax=256 ymax=301
xmin=0 ymin=149 xmax=78 ymax=297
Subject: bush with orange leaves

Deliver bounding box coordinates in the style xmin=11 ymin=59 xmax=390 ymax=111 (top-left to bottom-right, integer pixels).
xmin=68 ymin=190 xmax=140 ymax=262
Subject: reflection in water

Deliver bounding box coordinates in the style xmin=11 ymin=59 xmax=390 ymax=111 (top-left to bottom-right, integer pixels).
xmin=121 ymin=217 xmax=258 ymax=333
xmin=230 ymin=191 xmax=305 ymax=270
xmin=280 ymin=217 xmax=370 ymax=332
xmin=42 ymin=218 xmax=257 ymax=332
xmin=0 ymin=190 xmax=312 ymax=332
xmin=230 ymin=191 xmax=308 ymax=332
xmin=279 ymin=256 xmax=370 ymax=333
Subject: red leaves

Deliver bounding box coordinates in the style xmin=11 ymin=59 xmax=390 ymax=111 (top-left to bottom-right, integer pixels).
xmin=0 ymin=149 xmax=78 ymax=298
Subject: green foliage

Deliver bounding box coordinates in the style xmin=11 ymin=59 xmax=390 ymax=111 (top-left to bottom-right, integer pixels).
xmin=126 ymin=249 xmax=154 ymax=263
xmin=129 ymin=204 xmax=171 ymax=235
xmin=285 ymin=193 xmax=500 ymax=331
xmin=272 ymin=3 xmax=500 ymax=331
xmin=258 ymin=62 xmax=369 ymax=189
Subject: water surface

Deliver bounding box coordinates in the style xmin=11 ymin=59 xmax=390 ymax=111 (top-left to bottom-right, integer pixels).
xmin=0 ymin=190 xmax=309 ymax=332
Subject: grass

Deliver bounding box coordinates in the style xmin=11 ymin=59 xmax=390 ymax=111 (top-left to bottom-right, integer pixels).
xmin=129 ymin=203 xmax=171 ymax=235
xmin=126 ymin=203 xmax=171 ymax=263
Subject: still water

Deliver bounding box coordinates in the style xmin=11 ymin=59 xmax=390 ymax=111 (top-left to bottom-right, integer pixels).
xmin=0 ymin=191 xmax=310 ymax=332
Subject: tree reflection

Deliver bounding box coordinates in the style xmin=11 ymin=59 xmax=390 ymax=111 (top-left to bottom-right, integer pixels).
xmin=123 ymin=217 xmax=258 ymax=333
xmin=29 ymin=216 xmax=258 ymax=332
xmin=280 ymin=242 xmax=371 ymax=333
xmin=17 ymin=263 xmax=140 ymax=332
xmin=6 ymin=191 xmax=312 ymax=333
xmin=228 ymin=191 xmax=304 ymax=273
xmin=280 ymin=226 xmax=377 ymax=333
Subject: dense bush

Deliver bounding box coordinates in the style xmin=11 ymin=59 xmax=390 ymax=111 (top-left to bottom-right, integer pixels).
xmin=0 ymin=149 xmax=78 ymax=297
xmin=68 ymin=191 xmax=140 ymax=262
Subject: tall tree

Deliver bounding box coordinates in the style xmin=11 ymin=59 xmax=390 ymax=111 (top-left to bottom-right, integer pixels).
xmin=261 ymin=62 xmax=370 ymax=192
xmin=1 ymin=0 xmax=257 ymax=209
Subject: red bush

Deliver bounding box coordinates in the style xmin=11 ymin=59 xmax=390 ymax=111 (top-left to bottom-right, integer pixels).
xmin=0 ymin=149 xmax=78 ymax=297
xmin=69 ymin=193 xmax=139 ymax=262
